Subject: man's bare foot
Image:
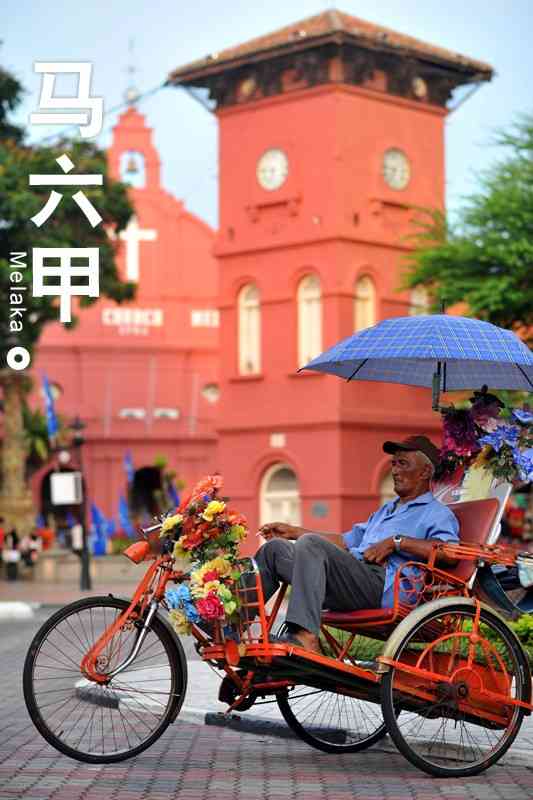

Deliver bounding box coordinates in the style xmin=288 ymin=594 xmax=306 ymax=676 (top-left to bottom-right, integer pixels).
xmin=293 ymin=629 xmax=321 ymax=654
xmin=277 ymin=626 xmax=321 ymax=654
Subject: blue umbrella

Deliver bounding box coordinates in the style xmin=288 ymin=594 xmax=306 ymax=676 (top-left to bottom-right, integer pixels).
xmin=302 ymin=315 xmax=533 ymax=408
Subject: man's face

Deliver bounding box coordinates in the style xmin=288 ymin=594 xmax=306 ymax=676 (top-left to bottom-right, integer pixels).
xmin=390 ymin=450 xmax=429 ymax=497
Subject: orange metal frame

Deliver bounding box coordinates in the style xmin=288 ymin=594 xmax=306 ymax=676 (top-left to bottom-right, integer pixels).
xmin=79 ymin=539 xmax=533 ymax=722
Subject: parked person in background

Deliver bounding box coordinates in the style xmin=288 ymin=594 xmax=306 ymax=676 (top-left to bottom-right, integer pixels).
xmin=3 ymin=529 xmax=20 ymax=581
xmin=20 ymin=530 xmax=43 ymax=568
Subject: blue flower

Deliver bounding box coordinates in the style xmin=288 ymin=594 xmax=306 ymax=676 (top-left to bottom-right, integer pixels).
xmin=513 ymin=409 xmax=533 ymax=425
xmin=479 ymin=424 xmax=520 ymax=453
xmin=513 ymin=447 xmax=533 ymax=482
xmin=183 ymin=602 xmax=200 ymax=623
xmin=166 ymin=584 xmax=192 ymax=609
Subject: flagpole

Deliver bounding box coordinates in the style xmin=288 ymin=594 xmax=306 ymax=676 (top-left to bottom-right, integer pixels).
xmin=71 ymin=416 xmax=92 ymax=591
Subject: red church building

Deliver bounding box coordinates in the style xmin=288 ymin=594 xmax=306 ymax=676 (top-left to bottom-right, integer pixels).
xmin=32 ymin=10 xmax=492 ymax=553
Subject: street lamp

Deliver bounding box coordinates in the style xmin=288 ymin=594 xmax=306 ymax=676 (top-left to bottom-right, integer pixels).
xmin=70 ymin=415 xmax=92 ymax=591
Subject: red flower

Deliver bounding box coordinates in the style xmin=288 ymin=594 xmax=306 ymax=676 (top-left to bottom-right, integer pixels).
xmin=191 ymin=474 xmax=223 ymax=500
xmin=202 ymin=570 xmax=219 ymax=583
xmin=196 ymin=592 xmax=225 ymax=620
xmin=177 ymin=493 xmax=192 ymax=513
xmin=227 ymin=510 xmax=247 ymax=527
xmin=182 ymin=529 xmax=204 ymax=550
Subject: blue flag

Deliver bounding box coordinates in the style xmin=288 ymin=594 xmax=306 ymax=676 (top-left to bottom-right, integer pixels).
xmin=36 ymin=513 xmax=45 ymax=528
xmin=90 ymin=503 xmax=107 ymax=556
xmin=124 ymin=451 xmax=135 ymax=484
xmin=119 ymin=495 xmax=135 ymax=537
xmin=42 ymin=373 xmax=58 ymax=439
xmin=168 ymin=481 xmax=180 ymax=508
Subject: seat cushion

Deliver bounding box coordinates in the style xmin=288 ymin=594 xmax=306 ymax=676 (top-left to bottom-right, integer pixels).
xmin=321 ymin=608 xmax=395 ymax=625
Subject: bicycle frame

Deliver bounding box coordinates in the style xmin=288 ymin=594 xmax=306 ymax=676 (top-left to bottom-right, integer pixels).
xmin=78 ymin=531 xmax=533 ymax=729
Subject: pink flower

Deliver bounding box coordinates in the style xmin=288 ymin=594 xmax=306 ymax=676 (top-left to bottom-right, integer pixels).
xmin=196 ymin=592 xmax=225 ymax=620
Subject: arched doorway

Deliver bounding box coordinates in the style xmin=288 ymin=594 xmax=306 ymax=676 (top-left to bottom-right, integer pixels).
xmin=130 ymin=466 xmax=164 ymax=519
xmin=260 ymin=464 xmax=301 ymax=526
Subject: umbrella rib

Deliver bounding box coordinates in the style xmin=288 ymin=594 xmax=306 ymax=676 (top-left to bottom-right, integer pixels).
xmin=346 ymin=359 xmax=368 ymax=382
xmin=516 ymin=364 xmax=533 ymax=389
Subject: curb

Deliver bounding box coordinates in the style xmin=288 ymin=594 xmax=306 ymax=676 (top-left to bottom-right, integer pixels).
xmin=0 ymin=601 xmax=35 ymax=620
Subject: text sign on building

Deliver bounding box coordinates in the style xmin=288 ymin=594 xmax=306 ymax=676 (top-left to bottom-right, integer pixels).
xmin=51 ymin=472 xmax=83 ymax=505
xmin=191 ymin=309 xmax=220 ymax=328
xmin=101 ymin=307 xmax=164 ymax=336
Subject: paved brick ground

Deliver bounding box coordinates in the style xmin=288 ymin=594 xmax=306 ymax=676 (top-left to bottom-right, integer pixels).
xmin=2 ymin=611 xmax=533 ymax=800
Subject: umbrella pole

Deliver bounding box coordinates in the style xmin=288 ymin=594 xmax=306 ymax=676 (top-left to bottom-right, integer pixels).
xmin=432 ymin=363 xmax=442 ymax=412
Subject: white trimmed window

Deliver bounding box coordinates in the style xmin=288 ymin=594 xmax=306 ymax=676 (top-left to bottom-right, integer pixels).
xmin=354 ymin=276 xmax=376 ymax=332
xmin=409 ymin=286 xmax=430 ymax=316
xmin=260 ymin=464 xmax=301 ymax=527
xmin=238 ymin=284 xmax=261 ymax=374
xmin=297 ymin=274 xmax=322 ymax=367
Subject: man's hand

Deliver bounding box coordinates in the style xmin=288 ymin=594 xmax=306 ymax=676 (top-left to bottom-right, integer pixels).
xmin=363 ymin=537 xmax=395 ymax=565
xmin=259 ymin=522 xmax=297 ymax=541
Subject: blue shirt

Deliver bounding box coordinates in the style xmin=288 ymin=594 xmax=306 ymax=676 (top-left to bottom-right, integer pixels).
xmin=342 ymin=492 xmax=459 ymax=608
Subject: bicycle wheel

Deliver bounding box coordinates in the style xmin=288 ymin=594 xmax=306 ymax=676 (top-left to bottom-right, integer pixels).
xmin=23 ymin=595 xmax=187 ymax=763
xmin=277 ymin=686 xmax=388 ymax=753
xmin=380 ymin=599 xmax=530 ymax=778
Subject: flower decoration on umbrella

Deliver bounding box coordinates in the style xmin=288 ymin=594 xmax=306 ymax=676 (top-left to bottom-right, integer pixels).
xmin=439 ymin=386 xmax=533 ymax=484
xmin=160 ymin=474 xmax=248 ymax=634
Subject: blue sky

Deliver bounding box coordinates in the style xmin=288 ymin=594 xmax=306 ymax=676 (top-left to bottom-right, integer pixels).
xmin=5 ymin=0 xmax=532 ymax=229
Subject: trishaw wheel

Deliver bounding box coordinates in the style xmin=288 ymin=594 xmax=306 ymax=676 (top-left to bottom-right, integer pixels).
xmin=277 ymin=687 xmax=388 ymax=753
xmin=380 ymin=600 xmax=530 ymax=778
xmin=23 ymin=596 xmax=187 ymax=763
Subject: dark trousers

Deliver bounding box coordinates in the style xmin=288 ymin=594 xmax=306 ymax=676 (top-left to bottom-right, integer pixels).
xmin=254 ymin=534 xmax=385 ymax=635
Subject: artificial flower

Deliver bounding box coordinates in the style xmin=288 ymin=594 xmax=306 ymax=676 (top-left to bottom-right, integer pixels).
xmin=196 ymin=592 xmax=225 ymax=620
xmin=169 ymin=609 xmax=191 ymax=635
xmin=161 ymin=513 xmax=183 ymax=535
xmin=478 ymin=423 xmax=520 ymax=453
xmin=202 ymin=500 xmax=226 ymax=522
xmin=513 ymin=409 xmax=533 ymax=425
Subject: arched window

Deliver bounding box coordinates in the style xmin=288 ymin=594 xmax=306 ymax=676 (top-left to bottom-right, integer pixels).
xmin=409 ymin=286 xmax=430 ymax=316
xmin=238 ymin=284 xmax=261 ymax=374
xmin=260 ymin=464 xmax=302 ymax=527
xmin=297 ymin=274 xmax=322 ymax=367
xmin=354 ymin=276 xmax=376 ymax=332
xmin=380 ymin=471 xmax=396 ymax=506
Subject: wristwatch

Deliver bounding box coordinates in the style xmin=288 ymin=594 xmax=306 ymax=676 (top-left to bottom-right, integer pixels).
xmin=393 ymin=535 xmax=403 ymax=553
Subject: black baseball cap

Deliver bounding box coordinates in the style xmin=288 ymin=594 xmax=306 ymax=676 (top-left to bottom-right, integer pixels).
xmin=383 ymin=435 xmax=440 ymax=468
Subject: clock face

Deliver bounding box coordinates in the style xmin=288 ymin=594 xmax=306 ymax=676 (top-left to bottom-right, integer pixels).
xmin=256 ymin=148 xmax=289 ymax=191
xmin=382 ymin=148 xmax=411 ymax=190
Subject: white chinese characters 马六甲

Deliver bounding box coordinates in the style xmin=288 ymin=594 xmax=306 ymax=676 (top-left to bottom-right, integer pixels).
xmin=30 ymin=62 xmax=103 ymax=139
xmin=30 ymin=154 xmax=103 ymax=228
xmin=32 ymin=248 xmax=100 ymax=323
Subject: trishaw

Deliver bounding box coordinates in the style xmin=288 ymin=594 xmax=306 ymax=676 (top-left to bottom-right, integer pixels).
xmin=23 ymin=492 xmax=533 ymax=778
xmin=23 ymin=314 xmax=533 ymax=777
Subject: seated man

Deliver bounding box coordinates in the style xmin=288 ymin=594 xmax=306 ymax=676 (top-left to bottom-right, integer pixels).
xmin=256 ymin=435 xmax=459 ymax=654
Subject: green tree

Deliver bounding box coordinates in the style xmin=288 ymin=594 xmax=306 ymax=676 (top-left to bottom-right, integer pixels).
xmin=404 ymin=115 xmax=533 ymax=335
xmin=0 ymin=64 xmax=136 ymax=533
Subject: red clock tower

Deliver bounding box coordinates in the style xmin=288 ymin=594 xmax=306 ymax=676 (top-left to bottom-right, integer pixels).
xmin=170 ymin=10 xmax=492 ymax=550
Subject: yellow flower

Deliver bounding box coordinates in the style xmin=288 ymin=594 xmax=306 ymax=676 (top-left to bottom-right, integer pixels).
xmin=169 ymin=609 xmax=191 ymax=635
xmin=172 ymin=541 xmax=191 ymax=561
xmin=203 ymin=580 xmax=222 ymax=594
xmin=190 ymin=583 xmax=209 ymax=599
xmin=161 ymin=513 xmax=183 ymax=534
xmin=202 ymin=500 xmax=226 ymax=522
xmin=205 ymin=556 xmax=232 ymax=577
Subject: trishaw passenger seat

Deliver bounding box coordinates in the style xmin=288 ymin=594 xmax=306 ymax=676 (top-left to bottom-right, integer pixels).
xmin=444 ymin=498 xmax=500 ymax=582
xmin=320 ymin=498 xmax=500 ymax=632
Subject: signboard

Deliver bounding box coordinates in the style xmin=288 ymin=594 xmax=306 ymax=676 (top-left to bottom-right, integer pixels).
xmin=51 ymin=472 xmax=83 ymax=505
